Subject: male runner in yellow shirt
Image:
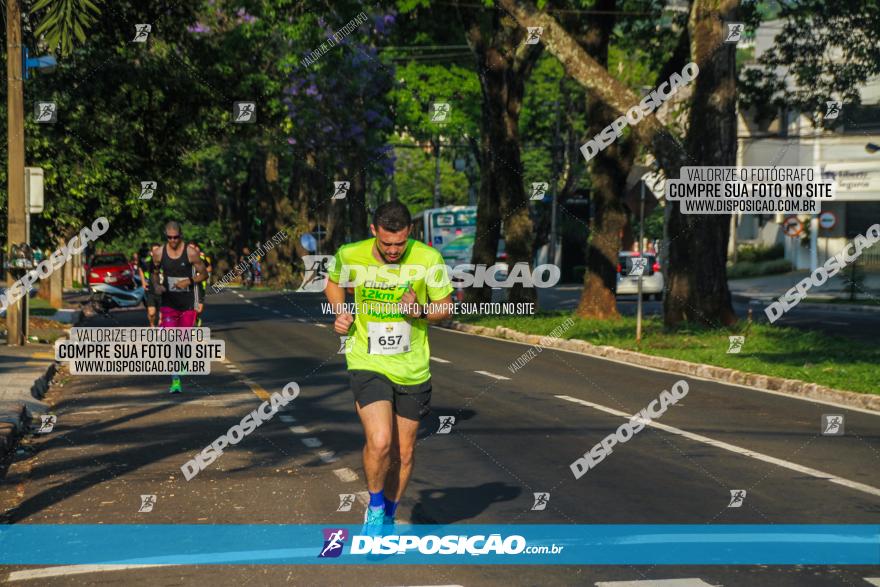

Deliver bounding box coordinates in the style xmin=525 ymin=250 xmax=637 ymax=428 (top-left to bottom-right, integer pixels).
xmin=325 ymin=201 xmax=453 ymax=531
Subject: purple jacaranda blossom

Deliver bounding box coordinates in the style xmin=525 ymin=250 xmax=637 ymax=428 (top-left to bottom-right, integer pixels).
xmin=346 ymin=124 xmax=365 ymax=139
xmin=373 ymin=12 xmax=397 ymax=36
xmin=305 ymin=84 xmax=319 ymax=96
xmin=188 ymin=22 xmax=210 ymax=33
xmin=236 ymin=8 xmax=257 ymax=23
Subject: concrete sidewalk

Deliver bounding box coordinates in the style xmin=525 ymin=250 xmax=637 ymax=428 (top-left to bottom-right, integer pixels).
xmin=0 ymin=345 xmax=57 ymax=459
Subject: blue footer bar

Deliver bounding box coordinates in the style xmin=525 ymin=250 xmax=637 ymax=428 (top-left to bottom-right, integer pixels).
xmin=0 ymin=525 xmax=877 ymax=565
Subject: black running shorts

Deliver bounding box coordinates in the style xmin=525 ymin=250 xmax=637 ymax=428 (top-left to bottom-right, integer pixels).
xmin=349 ymin=370 xmax=432 ymax=421
xmin=145 ymin=291 xmax=161 ymax=308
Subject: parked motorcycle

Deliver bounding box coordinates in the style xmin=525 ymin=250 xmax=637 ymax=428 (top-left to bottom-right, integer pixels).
xmin=88 ymin=282 xmax=145 ymax=316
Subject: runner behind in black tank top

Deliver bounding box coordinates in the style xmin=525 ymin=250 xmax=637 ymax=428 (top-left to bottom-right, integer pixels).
xmin=160 ymin=244 xmax=198 ymax=311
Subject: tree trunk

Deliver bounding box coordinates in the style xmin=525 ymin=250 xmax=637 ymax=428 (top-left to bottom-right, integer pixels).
xmin=571 ymin=0 xmax=631 ymax=319
xmin=577 ymin=102 xmax=634 ymax=319
xmin=663 ymin=0 xmax=738 ymax=327
xmin=462 ymin=7 xmax=542 ymax=304
xmin=349 ymin=158 xmax=369 ymax=241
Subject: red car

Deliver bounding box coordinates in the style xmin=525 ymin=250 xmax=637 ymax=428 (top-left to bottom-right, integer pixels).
xmin=87 ymin=253 xmax=136 ymax=290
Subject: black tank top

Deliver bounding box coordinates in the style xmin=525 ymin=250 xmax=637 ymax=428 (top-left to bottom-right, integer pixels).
xmin=160 ymin=244 xmax=198 ymax=311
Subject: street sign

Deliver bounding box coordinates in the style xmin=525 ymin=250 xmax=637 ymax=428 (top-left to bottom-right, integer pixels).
xmin=782 ymin=216 xmax=803 ymax=237
xmin=25 ymin=167 xmax=43 ymax=213
xmin=819 ymin=211 xmax=837 ymax=230
xmin=300 ymin=233 xmax=317 ymax=253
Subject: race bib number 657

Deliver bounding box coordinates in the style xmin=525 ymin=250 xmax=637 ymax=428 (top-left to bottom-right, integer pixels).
xmin=367 ymin=321 xmax=412 ymax=355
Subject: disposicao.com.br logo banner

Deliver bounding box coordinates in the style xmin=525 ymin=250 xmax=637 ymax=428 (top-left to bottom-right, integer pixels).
xmin=0 ymin=525 xmax=876 ymax=565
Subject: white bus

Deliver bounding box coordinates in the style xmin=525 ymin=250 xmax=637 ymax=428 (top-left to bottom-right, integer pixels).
xmin=412 ymin=205 xmax=479 ymax=266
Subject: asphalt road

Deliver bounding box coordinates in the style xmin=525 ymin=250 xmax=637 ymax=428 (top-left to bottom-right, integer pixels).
xmin=1 ymin=289 xmax=878 ymax=586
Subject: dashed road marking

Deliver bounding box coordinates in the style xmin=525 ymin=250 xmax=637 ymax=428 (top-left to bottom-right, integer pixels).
xmin=475 ymin=370 xmax=510 ymax=380
xmin=7 ymin=564 xmax=171 ymax=581
xmin=302 ymin=437 xmax=322 ymax=448
xmin=318 ymin=450 xmax=338 ymax=463
xmin=595 ymin=580 xmax=716 ymax=587
xmin=279 ymin=415 xmax=296 ymax=423
xmin=315 ymin=323 xmax=327 ymax=328
xmin=333 ymin=467 xmax=359 ymax=482
xmin=289 ymin=426 xmax=310 ymax=434
xmin=557 ymin=395 xmax=880 ymax=499
xmin=430 ymin=356 xmax=451 ymax=363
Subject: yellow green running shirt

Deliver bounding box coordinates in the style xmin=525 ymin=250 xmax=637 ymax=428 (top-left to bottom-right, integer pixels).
xmin=328 ymin=238 xmax=453 ymax=386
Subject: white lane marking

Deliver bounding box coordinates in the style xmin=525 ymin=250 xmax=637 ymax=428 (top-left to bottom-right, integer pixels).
xmin=318 ymin=450 xmax=337 ymax=463
xmin=315 ymin=323 xmax=327 ymax=328
xmin=557 ymin=395 xmax=880 ymax=499
xmin=228 ymin=367 xmax=240 ymax=372
xmin=297 ymin=318 xmax=306 ymax=323
xmin=474 ymin=370 xmax=510 ymax=380
xmin=439 ymin=327 xmax=880 ymax=416
xmin=284 ymin=314 xmax=292 ymax=319
xmin=333 ymin=467 xmax=359 ymax=482
xmin=7 ymin=564 xmax=171 ymax=581
xmin=279 ymin=415 xmax=296 ymax=423
xmin=236 ymin=293 xmax=244 ymax=298
xmin=596 ymin=580 xmax=715 ymax=587
xmin=244 ymin=299 xmax=253 ymax=304
xmin=302 ymin=437 xmax=322 ymax=448
xmin=289 ymin=426 xmax=310 ymax=434
xmin=430 ymin=356 xmax=451 ymax=364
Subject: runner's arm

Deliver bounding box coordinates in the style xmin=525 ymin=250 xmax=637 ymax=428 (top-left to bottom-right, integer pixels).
xmin=187 ymin=245 xmax=208 ymax=284
xmin=324 ymin=278 xmax=346 ymax=309
xmin=423 ymin=294 xmax=453 ymax=323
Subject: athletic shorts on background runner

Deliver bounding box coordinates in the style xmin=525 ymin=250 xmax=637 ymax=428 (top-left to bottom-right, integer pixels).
xmin=160 ymin=307 xmax=198 ymax=328
xmin=349 ymin=370 xmax=432 ymax=421
xmin=145 ymin=292 xmax=161 ymax=308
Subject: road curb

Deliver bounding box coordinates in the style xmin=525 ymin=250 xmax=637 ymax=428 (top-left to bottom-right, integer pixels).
xmin=0 ymin=359 xmax=57 ymax=461
xmin=444 ymin=321 xmax=880 ymax=413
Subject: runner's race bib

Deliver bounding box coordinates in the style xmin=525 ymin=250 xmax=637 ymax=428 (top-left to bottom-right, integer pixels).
xmin=367 ymin=321 xmax=411 ymax=355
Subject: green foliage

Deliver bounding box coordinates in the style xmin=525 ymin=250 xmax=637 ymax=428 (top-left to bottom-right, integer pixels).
xmin=727 ymin=258 xmax=792 ymax=279
xmin=739 ymin=0 xmax=880 ymax=126
xmin=393 ymin=137 xmax=470 ymax=214
xmin=736 ymin=243 xmax=784 ymax=263
xmin=460 ymin=311 xmax=880 ymax=394
xmin=32 ymin=0 xmax=102 ymax=55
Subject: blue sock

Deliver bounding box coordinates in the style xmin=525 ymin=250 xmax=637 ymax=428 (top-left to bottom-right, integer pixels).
xmin=368 ymin=490 xmax=384 ymax=510
xmin=383 ymin=498 xmax=398 ymax=518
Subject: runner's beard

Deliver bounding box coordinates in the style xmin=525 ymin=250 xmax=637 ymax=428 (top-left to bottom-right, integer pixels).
xmin=376 ymin=245 xmax=400 ymax=264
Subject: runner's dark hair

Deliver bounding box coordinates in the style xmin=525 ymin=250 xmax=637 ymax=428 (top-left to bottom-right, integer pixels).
xmin=164 ymin=220 xmax=182 ymax=235
xmin=373 ymin=201 xmax=411 ymax=232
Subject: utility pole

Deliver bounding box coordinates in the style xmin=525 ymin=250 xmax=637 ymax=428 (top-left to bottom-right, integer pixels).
xmin=433 ymin=136 xmax=441 ymax=208
xmin=7 ymin=0 xmax=27 ymax=346
xmin=549 ymin=99 xmax=561 ymax=266
xmin=636 ymin=180 xmax=645 ymax=345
